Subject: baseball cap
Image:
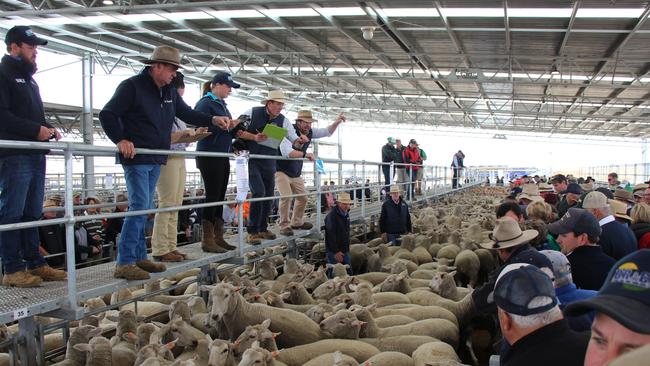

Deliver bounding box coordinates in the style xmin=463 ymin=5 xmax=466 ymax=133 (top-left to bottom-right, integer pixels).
xmin=547 ymin=207 xmax=602 ymax=238
xmin=211 ymin=71 xmax=240 ymax=88
xmin=4 ymin=26 xmax=47 ymax=46
xmin=582 ymin=191 xmax=609 ymax=209
xmin=494 ymin=265 xmax=558 ymax=316
xmin=566 ymin=250 xmax=650 ymax=334
xmin=409 ymin=139 xmax=417 ymax=145
xmin=540 ymin=250 xmax=573 ymax=287
xmin=561 ymin=182 xmax=583 ymax=195
xmin=387 ymin=137 xmax=396 ymax=144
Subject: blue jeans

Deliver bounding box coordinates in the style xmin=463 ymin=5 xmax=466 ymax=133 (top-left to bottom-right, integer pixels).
xmin=0 ymin=154 xmax=47 ymax=274
xmin=117 ymin=164 xmax=160 ymax=265
xmin=326 ymin=251 xmax=352 ymax=278
xmin=247 ymin=159 xmax=275 ymax=234
xmin=382 ymin=165 xmax=391 ymax=187
xmin=387 ymin=233 xmax=402 ymax=246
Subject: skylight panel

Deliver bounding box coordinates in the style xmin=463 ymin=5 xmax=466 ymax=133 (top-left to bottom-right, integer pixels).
xmin=316 ymin=7 xmax=366 ymax=16
xmin=576 ymin=8 xmax=645 ymax=18
xmin=507 ymin=8 xmax=572 ymax=18
xmin=441 ymin=8 xmax=504 ymax=17
xmin=208 ymin=10 xmax=264 ymax=19
xmin=378 ymin=8 xmax=438 ymax=17
xmin=160 ymin=11 xmax=211 ymax=20
xmin=261 ymin=8 xmax=319 ymax=18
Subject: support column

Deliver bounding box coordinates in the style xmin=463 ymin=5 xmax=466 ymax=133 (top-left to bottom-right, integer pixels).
xmin=18 ymin=317 xmax=37 ymax=366
xmin=643 ymin=138 xmax=648 ymax=181
xmin=82 ymin=52 xmax=95 ymax=197
xmin=337 ymin=129 xmax=343 ymax=185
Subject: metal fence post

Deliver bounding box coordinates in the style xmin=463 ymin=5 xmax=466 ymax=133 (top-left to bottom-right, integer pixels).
xmin=63 ymin=143 xmax=78 ymax=310
xmin=315 ymin=163 xmax=322 ymax=236
xmin=237 ymin=202 xmax=245 ymax=257
xmin=361 ymin=162 xmax=366 ymax=218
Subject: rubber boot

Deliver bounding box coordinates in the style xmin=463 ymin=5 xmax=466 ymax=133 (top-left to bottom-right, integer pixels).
xmin=214 ymin=219 xmax=236 ymax=251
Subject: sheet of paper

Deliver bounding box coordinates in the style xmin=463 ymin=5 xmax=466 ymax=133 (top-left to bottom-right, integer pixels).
xmin=258 ymin=123 xmax=288 ymax=149
xmin=235 ymin=154 xmax=249 ymax=202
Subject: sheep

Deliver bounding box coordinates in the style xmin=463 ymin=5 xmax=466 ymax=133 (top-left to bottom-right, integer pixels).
xmin=371 ymin=292 xmax=411 ymax=307
xmin=136 ymin=323 xmax=161 ymax=349
xmin=169 ymin=316 xmax=208 ymax=348
xmin=300 ymin=266 xmax=327 ymax=292
xmin=305 ymin=303 xmax=337 ymax=323
xmin=284 ymin=282 xmax=318 ymax=305
xmin=319 ymin=309 xmax=365 ymax=339
xmin=405 ymin=290 xmax=474 ymax=325
xmin=263 ymin=292 xmax=315 ymax=313
xmin=377 ymin=271 xmax=413 ymax=294
xmin=312 ymin=278 xmax=346 ymax=301
xmin=411 ymin=341 xmax=460 ymax=366
xmin=328 ymin=293 xmax=355 ymax=308
xmin=303 ymin=351 xmax=358 ymax=366
xmin=374 ymin=315 xmax=416 ymax=328
xmin=350 ymin=244 xmax=374 ymax=274
xmin=429 ymin=272 xmax=471 ymax=301
xmin=276 ymin=340 xmax=380 ymax=366
xmin=328 ymin=263 xmax=350 ymax=278
xmin=410 ymin=269 xmax=435 ymax=280
xmin=207 ymin=338 xmax=236 ymax=366
xmin=394 ymin=250 xmax=419 ymax=265
xmin=359 ymin=336 xmax=439 ymax=355
xmin=176 ymin=337 xmax=210 ymax=366
xmin=436 ymin=245 xmax=460 ymax=262
xmin=232 ymin=319 xmax=278 ymax=358
xmin=349 ymin=282 xmax=374 ymax=307
xmin=257 ymin=260 xmax=278 ymax=281
xmin=355 ymin=272 xmax=390 ymax=285
xmin=134 ymin=342 xmax=175 ymax=366
xmin=453 ymin=250 xmax=480 ymax=287
xmin=474 ymin=248 xmax=497 ymax=284
xmin=110 ymin=288 xmax=170 ymax=318
xmin=361 ymin=352 xmax=414 ymax=366
xmin=366 ymin=252 xmax=383 ymax=273
xmin=427 ymin=244 xmax=443 ymax=258
xmin=412 ymin=247 xmax=433 ymax=264
xmin=169 ymin=300 xmax=191 ymax=322
xmin=206 ymin=282 xmax=322 ymax=348
xmin=110 ymin=331 xmax=138 ymax=366
xmin=51 ymin=325 xmax=103 ymax=366
xmin=283 ymin=258 xmax=300 ymax=274
xmin=237 ymin=341 xmax=282 ymax=366
xmin=73 ymin=336 xmax=112 ymax=366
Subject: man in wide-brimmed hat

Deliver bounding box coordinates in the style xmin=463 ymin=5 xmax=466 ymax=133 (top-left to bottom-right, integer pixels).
xmin=100 ymin=45 xmax=233 ymax=280
xmin=276 ymin=110 xmax=345 ymax=237
xmin=379 ymin=185 xmax=412 ymax=246
xmin=235 ymin=90 xmax=308 ymax=244
xmin=324 ymin=192 xmax=353 ymax=277
xmin=582 ymin=191 xmax=637 ymax=260
xmin=517 ymin=183 xmax=544 ymax=206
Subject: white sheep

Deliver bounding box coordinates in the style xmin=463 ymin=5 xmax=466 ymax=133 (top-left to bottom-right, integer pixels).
xmin=453 ymin=250 xmax=480 ymax=287
xmin=283 ymin=282 xmax=318 ymax=305
xmin=51 ymin=325 xmax=103 ymax=366
xmin=359 ymin=336 xmax=438 ymax=356
xmin=237 ymin=341 xmax=282 ymax=366
xmin=361 ymin=351 xmax=414 ymax=366
xmin=232 ymin=319 xmax=278 ymax=358
xmin=371 ymin=292 xmax=411 ymax=307
xmin=411 ymin=341 xmax=461 ymax=366
xmin=276 ymin=340 xmax=380 ymax=366
xmin=374 ymin=315 xmax=416 ymax=328
xmin=304 ymin=351 xmax=358 ymax=366
xmin=429 ymin=272 xmax=471 ymax=301
xmin=73 ymin=336 xmax=112 ymax=366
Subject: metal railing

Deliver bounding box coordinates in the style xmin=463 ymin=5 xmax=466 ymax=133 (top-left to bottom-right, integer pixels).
xmin=0 ymin=138 xmax=479 ymax=314
xmin=572 ymin=163 xmax=650 ymax=186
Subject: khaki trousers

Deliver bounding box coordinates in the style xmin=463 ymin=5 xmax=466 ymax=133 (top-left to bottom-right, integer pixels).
xmin=275 ymin=171 xmax=307 ymax=229
xmin=151 ymin=156 xmax=186 ymax=256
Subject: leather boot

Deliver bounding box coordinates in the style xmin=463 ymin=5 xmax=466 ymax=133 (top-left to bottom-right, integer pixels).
xmin=214 ymin=219 xmax=236 ymax=251
xmin=202 ymin=219 xmax=226 ymax=253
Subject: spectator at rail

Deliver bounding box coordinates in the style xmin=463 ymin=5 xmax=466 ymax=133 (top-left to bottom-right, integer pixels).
xmin=609 ymin=199 xmax=632 ymax=226
xmin=364 ymin=179 xmax=372 ymax=201
xmin=496 ymin=201 xmax=525 ymax=222
xmin=566 ymin=250 xmax=650 ymax=366
xmin=105 ymin=193 xmax=127 ymax=249
xmin=381 ymin=137 xmax=397 ymax=190
xmin=0 ymin=26 xmax=67 ymax=287
xmin=494 ymin=264 xmax=589 ymax=366
xmin=193 ymin=71 xmax=243 ymax=253
xmin=276 ymin=110 xmax=345 ymax=236
xmin=324 ymin=192 xmax=353 ymax=278
xmin=235 ymin=90 xmax=304 ymax=245
xmin=416 ymin=144 xmax=427 ymax=195
xmin=379 ymin=185 xmax=412 ymax=246
xmin=607 ymin=172 xmax=622 ymax=191
xmin=99 ymin=45 xmax=233 ymax=280
xmin=393 ymin=139 xmax=407 ymax=186
xmin=38 ymin=199 xmax=66 ymax=268
xmin=548 ymin=208 xmax=615 ymax=291
xmin=222 ymin=202 xmax=238 ymax=227
xmin=74 ymin=221 xmax=100 ymax=267
xmin=451 ymin=150 xmax=465 ymax=189
xmin=582 ymin=191 xmax=637 ymax=260
xmin=402 ymin=139 xmax=421 ymax=200
xmin=72 ymin=192 xmax=85 ymax=216
xmin=630 ymin=202 xmax=650 ymax=250
xmin=540 ymin=250 xmax=597 ymax=332
xmin=633 ymin=183 xmax=648 ymax=203
xmin=82 ymin=196 xmax=107 ymax=260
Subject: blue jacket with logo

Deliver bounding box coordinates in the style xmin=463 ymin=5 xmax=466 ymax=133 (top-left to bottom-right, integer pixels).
xmin=99 ymin=68 xmax=213 ymax=165
xmin=0 ymin=55 xmax=53 ymax=156
xmin=194 ymin=93 xmax=235 ymax=153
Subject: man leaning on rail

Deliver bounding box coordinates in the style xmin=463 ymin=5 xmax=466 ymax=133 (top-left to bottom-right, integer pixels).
xmin=0 ymin=26 xmax=67 ymax=287
xmin=99 ymin=45 xmax=234 ymax=281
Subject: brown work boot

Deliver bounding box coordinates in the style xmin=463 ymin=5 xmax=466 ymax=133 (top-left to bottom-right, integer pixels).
xmin=291 ymin=222 xmax=313 ymax=230
xmin=201 ymin=219 xmax=218 ymax=250
xmin=279 ymin=227 xmax=294 ymax=236
xmin=172 ymin=250 xmax=188 ymax=259
xmin=247 ymin=233 xmax=262 ymax=245
xmin=30 ymin=265 xmax=67 ymax=281
xmin=114 ymin=265 xmax=150 ymax=280
xmin=259 ymin=231 xmax=276 ymax=240
xmin=136 ymin=259 xmax=166 ymax=273
xmin=153 ymin=252 xmax=184 ymax=262
xmin=214 ymin=220 xmax=236 ymax=251
xmin=2 ymin=270 xmax=42 ymax=288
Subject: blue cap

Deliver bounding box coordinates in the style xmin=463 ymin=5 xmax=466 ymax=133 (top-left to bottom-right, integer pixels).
xmin=211 ymin=71 xmax=240 ymax=88
xmin=5 ymin=26 xmax=47 ymax=46
xmin=547 ymin=207 xmax=602 ymax=239
xmin=566 ymin=250 xmax=650 ymax=334
xmin=494 ymin=265 xmax=557 ymax=316
xmin=561 ymin=182 xmax=583 ymax=195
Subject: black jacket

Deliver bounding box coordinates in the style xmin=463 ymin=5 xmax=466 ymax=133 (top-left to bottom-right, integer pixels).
xmin=394 ymin=145 xmax=405 ymax=165
xmin=325 ymin=207 xmax=350 ymax=253
xmin=379 ymin=198 xmax=412 ymax=234
xmin=381 ymin=143 xmax=396 ymax=162
xmin=194 ymin=93 xmax=235 ymax=153
xmin=99 ymin=68 xmax=213 ymax=165
xmin=0 ymin=55 xmax=53 ymax=156
xmin=598 ymin=220 xmax=637 ymax=260
xmin=568 ymin=245 xmax=615 ymax=291
xmin=502 ymin=319 xmax=589 ymax=366
xmin=630 ymin=222 xmax=650 ymax=242
xmin=38 ymin=221 xmax=66 ymax=267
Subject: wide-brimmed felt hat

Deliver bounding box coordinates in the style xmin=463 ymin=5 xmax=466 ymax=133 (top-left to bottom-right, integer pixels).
xmin=538 ymin=183 xmax=553 ymax=192
xmin=337 ymin=192 xmax=354 ymax=204
xmin=609 ymin=199 xmax=632 ymax=222
xmin=634 ymin=183 xmax=649 ymax=193
xmin=517 ymin=193 xmax=544 ymax=203
xmin=614 ymin=188 xmax=635 ymax=204
xmin=143 ymin=45 xmax=182 ymax=68
xmin=389 ymin=185 xmax=401 ymax=194
xmin=261 ymin=90 xmax=289 ymax=104
xmin=480 ymin=217 xmax=538 ymax=250
xmin=296 ymin=110 xmax=317 ymax=123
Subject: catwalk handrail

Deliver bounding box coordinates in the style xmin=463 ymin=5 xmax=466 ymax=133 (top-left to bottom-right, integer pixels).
xmin=0 ymin=138 xmax=476 ymax=310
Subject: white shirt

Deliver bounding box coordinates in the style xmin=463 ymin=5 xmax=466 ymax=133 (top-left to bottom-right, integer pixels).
xmin=598 ymin=215 xmax=615 ymax=226
xmin=279 ymin=126 xmax=331 ymax=157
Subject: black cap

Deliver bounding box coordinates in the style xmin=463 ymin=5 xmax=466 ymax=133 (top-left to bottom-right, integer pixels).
xmin=547 ymin=207 xmax=601 ymax=238
xmin=211 ymin=71 xmax=240 ymax=88
xmin=566 ymin=250 xmax=650 ymax=334
xmin=4 ymin=26 xmax=47 ymax=46
xmin=561 ymin=182 xmax=583 ymax=195
xmin=494 ymin=265 xmax=558 ymax=316
xmin=409 ymin=139 xmax=417 ymax=145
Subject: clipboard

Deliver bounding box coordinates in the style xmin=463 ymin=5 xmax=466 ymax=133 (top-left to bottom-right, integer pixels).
xmin=258 ymin=123 xmax=288 ymax=149
xmin=174 ymin=131 xmax=212 ymax=143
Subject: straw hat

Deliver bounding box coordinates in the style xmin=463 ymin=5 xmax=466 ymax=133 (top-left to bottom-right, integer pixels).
xmin=143 ymin=45 xmax=182 ymax=67
xmin=633 ymin=183 xmax=649 ymax=193
xmin=43 ymin=199 xmax=58 ymax=208
xmin=261 ymin=90 xmax=289 ymax=104
xmin=609 ymin=199 xmax=632 ymax=222
xmin=580 ymin=182 xmax=594 ymax=192
xmin=296 ymin=110 xmax=317 ymax=123
xmin=538 ymin=182 xmax=553 ymax=192
xmin=480 ymin=217 xmax=538 ymax=250
xmin=517 ymin=183 xmax=543 ymax=203
xmin=337 ymin=192 xmax=354 ymax=204
xmin=614 ymin=188 xmax=635 ymax=204
xmin=389 ymin=185 xmax=401 ymax=194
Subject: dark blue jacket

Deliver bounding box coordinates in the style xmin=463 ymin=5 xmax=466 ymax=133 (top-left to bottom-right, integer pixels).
xmin=379 ymin=197 xmax=412 ymax=234
xmin=567 ymin=245 xmax=615 ymax=291
xmin=557 ymin=283 xmax=597 ymax=332
xmin=245 ymin=106 xmax=286 ymax=157
xmin=194 ymin=93 xmax=235 ymax=153
xmin=0 ymin=55 xmax=53 ymax=156
xmin=325 ymin=207 xmax=350 ymax=254
xmin=99 ymin=68 xmax=212 ymax=165
xmin=277 ymin=124 xmax=311 ymax=178
xmin=598 ymin=220 xmax=637 ymax=260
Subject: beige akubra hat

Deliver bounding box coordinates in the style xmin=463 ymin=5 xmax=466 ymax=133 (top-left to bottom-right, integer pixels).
xmin=337 ymin=192 xmax=354 ymax=205
xmin=481 ymin=216 xmax=539 ymax=250
xmin=143 ymin=45 xmax=182 ymax=67
xmin=261 ymin=90 xmax=289 ymax=104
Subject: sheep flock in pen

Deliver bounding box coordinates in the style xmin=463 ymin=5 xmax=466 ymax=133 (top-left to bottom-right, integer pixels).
xmin=0 ymin=187 xmax=507 ymax=366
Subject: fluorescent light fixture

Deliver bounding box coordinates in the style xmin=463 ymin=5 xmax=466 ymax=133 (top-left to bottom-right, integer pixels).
xmin=102 ymin=0 xmax=114 ymax=4
xmin=377 ymin=8 xmax=438 ymax=17
xmin=441 ymin=8 xmax=504 ymax=17
xmin=207 ymin=10 xmax=264 ymax=19
xmin=115 ymin=14 xmax=165 ymax=22
xmin=78 ymin=15 xmax=120 ymax=24
xmin=316 ymin=7 xmax=366 ymax=16
xmin=160 ymin=11 xmax=211 ymax=20
xmin=507 ymin=8 xmax=572 ymax=18
xmin=576 ymin=8 xmax=644 ymax=18
xmin=261 ymin=8 xmax=319 ymax=18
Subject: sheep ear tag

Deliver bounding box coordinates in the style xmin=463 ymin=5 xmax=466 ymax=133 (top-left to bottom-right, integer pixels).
xmin=271 ymin=350 xmax=281 ymax=358
xmin=165 ymin=339 xmax=178 ymax=350
xmin=272 ymin=332 xmax=281 ymax=339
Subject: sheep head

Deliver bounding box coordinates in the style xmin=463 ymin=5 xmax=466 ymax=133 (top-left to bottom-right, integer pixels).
xmin=233 ymin=319 xmax=278 ymax=357
xmin=319 ymin=310 xmax=364 ymax=339
xmin=169 ymin=300 xmax=191 ymax=322
xmin=237 ymin=341 xmax=279 ymax=366
xmin=207 ymin=283 xmax=240 ymax=322
xmin=207 ymin=338 xmax=235 ymax=366
xmin=313 ymin=278 xmax=346 ymax=301
xmin=301 ymin=266 xmax=327 ymax=292
xmin=306 ymin=304 xmax=334 ymax=324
